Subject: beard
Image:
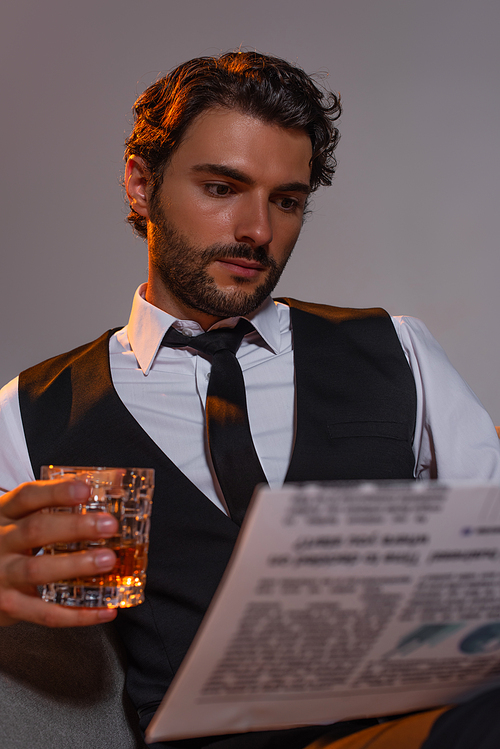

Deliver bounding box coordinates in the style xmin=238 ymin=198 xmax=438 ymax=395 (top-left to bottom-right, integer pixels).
xmin=147 ymin=204 xmax=295 ymax=319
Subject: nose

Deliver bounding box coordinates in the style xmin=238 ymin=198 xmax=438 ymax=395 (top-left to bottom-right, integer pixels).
xmin=234 ymin=195 xmax=273 ymax=248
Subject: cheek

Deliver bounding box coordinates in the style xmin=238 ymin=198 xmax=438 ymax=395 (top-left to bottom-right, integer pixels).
xmin=274 ymin=219 xmax=302 ymax=256
xmin=172 ymin=195 xmax=235 ymax=238
xmin=192 ymin=215 xmax=233 ymax=246
xmin=193 ymin=215 xmax=236 ymax=247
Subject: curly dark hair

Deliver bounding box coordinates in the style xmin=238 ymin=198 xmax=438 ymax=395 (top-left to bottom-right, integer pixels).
xmin=125 ymin=50 xmax=341 ymax=238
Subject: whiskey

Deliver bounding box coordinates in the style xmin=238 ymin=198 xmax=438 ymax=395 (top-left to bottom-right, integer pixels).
xmin=42 ymin=541 xmax=149 ymax=608
xmin=40 ymin=465 xmax=154 ymax=609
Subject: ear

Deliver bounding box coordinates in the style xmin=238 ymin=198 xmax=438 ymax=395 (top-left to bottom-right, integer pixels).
xmin=125 ymin=155 xmax=150 ymax=218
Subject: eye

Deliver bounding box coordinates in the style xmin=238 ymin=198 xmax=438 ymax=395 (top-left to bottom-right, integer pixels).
xmin=275 ymin=196 xmax=300 ymax=212
xmin=205 ymin=183 xmax=234 ymax=197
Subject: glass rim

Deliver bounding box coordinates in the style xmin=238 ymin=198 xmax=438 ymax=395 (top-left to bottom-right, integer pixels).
xmin=40 ymin=465 xmax=155 ymax=481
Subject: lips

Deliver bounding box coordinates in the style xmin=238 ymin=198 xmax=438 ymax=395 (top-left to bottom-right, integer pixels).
xmin=221 ymin=258 xmax=265 ymax=269
xmin=215 ymin=258 xmax=267 ymax=278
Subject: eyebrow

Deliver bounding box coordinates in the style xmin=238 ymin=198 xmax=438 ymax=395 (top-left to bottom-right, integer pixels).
xmin=191 ymin=163 xmax=311 ymax=195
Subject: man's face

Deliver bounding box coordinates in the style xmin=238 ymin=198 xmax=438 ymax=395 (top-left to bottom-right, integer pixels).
xmin=144 ymin=107 xmax=312 ymax=326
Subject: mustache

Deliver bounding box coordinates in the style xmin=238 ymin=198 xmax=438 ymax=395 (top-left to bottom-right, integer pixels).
xmin=199 ymin=243 xmax=277 ymax=270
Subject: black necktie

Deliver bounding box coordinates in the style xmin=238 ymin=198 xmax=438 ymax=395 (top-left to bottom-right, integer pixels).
xmin=161 ymin=318 xmax=268 ymax=526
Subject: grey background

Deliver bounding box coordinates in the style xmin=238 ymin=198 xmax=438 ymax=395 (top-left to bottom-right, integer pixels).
xmin=1 ymin=0 xmax=499 ymax=421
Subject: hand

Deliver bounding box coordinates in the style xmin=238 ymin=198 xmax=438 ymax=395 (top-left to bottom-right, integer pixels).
xmin=0 ymin=479 xmax=119 ymax=627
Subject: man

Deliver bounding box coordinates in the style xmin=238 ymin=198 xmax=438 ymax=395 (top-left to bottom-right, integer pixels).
xmin=1 ymin=51 xmax=500 ymax=749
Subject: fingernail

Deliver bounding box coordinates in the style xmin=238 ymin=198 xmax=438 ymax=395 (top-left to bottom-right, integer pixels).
xmin=96 ymin=516 xmax=117 ymax=535
xmin=94 ymin=549 xmax=115 ymax=569
xmin=98 ymin=608 xmax=117 ymax=621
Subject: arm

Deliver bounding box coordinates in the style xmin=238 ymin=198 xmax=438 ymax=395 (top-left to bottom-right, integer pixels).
xmin=0 ymin=379 xmax=118 ymax=627
xmin=392 ymin=316 xmax=500 ymax=480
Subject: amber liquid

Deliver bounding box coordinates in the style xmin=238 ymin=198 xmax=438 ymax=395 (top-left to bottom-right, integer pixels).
xmin=42 ymin=541 xmax=149 ymax=608
xmin=61 ymin=542 xmax=148 ymax=586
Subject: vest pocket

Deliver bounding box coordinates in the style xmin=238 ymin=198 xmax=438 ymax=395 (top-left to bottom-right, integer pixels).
xmin=327 ymin=421 xmax=409 ymax=441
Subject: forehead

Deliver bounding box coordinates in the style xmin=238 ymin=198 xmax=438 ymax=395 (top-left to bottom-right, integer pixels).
xmin=167 ymin=107 xmax=313 ymax=186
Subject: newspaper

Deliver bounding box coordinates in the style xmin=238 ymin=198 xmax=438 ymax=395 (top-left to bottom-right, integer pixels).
xmin=147 ymin=481 xmax=500 ymax=743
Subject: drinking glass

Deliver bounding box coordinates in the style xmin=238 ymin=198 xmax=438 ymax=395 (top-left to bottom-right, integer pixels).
xmin=40 ymin=466 xmax=154 ymax=608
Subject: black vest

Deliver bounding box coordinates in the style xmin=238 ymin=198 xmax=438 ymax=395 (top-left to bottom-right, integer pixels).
xmin=18 ymin=299 xmax=416 ymax=722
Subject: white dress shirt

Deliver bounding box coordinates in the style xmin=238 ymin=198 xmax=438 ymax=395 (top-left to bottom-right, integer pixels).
xmin=1 ymin=284 xmax=499 ymax=508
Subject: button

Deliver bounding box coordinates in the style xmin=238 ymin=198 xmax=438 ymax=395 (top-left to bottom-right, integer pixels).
xmin=182 ymin=328 xmax=194 ymax=337
xmin=206 ymin=372 xmax=211 ymax=381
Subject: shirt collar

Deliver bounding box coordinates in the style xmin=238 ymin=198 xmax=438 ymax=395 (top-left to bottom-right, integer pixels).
xmin=127 ymin=283 xmax=282 ymax=375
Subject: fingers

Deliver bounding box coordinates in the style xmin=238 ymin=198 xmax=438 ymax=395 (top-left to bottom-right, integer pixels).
xmin=0 ymin=588 xmax=118 ymax=628
xmin=0 ymin=479 xmax=120 ymax=629
xmin=0 ymin=478 xmax=118 ymax=554
xmin=4 ymin=510 xmax=118 ymax=554
xmin=1 ymin=479 xmax=90 ymax=521
xmin=5 ymin=547 xmax=117 ymax=589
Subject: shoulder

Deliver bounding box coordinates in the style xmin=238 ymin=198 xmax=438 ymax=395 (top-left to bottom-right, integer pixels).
xmin=391 ymin=314 xmax=437 ymax=344
xmin=275 ymin=296 xmax=389 ymax=323
xmin=19 ymin=329 xmax=120 ymax=401
xmin=0 ymin=377 xmax=36 ymax=488
xmin=390 ymin=315 xmax=452 ymax=366
xmin=20 ymin=330 xmax=117 ymax=378
xmin=0 ymin=376 xmax=19 ymax=410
